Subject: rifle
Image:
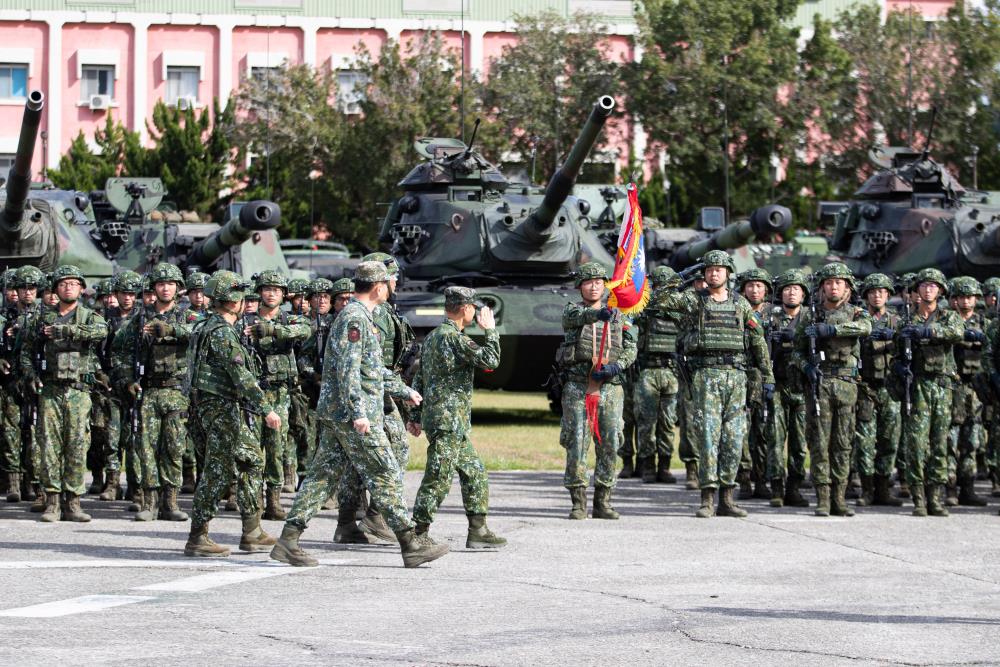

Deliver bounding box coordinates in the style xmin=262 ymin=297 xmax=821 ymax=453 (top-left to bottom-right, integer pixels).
xmin=130 ymin=301 xmax=147 ymax=447
xmin=763 ymin=319 xmax=773 ymax=422
xmin=901 ymin=298 xmax=913 ymax=416
xmin=22 ymin=316 xmax=46 ymax=475
xmin=807 ymin=295 xmax=824 ymax=418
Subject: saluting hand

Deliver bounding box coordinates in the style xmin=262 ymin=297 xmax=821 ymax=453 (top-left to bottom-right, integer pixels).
xmin=476 ymin=306 xmax=496 ymax=330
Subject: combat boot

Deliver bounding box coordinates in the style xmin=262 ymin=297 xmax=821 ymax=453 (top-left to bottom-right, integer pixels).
xmin=180 ymin=465 xmax=196 ymax=494
xmin=856 ymin=475 xmax=874 ymax=507
xmin=62 ymin=493 xmax=91 ymax=522
xmin=958 ymin=477 xmax=988 ymax=506
xmin=845 ymin=471 xmax=861 ymax=500
xmin=158 ymin=486 xmax=189 ymax=521
xmin=134 ymin=488 xmax=158 ymax=522
xmin=927 ymin=484 xmax=949 ymax=517
xmin=784 ymin=477 xmax=810 ymax=508
xmin=0 ymin=471 xmax=7 ymax=497
xmin=30 ymin=488 xmax=47 ymax=513
xmin=127 ymin=487 xmax=143 ymax=513
xmin=830 ymin=482 xmax=855 ymax=517
xmin=640 ymin=456 xmax=657 ymax=484
xmin=568 ymin=487 xmax=587 ymax=520
xmin=694 ymin=488 xmax=714 ymax=518
xmin=333 ymin=506 xmax=371 ymax=544
xmin=911 ymin=484 xmax=928 ymax=517
xmin=684 ymin=460 xmax=700 ymax=490
xmin=23 ymin=480 xmax=37 ymax=502
xmin=5 ymin=472 xmax=20 ymax=502
xmin=873 ymin=475 xmax=903 ymax=506
xmin=618 ymin=456 xmax=635 ymax=479
xmin=770 ymin=478 xmax=784 ymax=508
xmin=717 ymin=486 xmax=748 ymax=518
xmin=397 ymin=528 xmax=449 ymax=568
xmin=898 ymin=479 xmax=911 ymax=499
xmin=98 ymin=470 xmax=119 ymax=501
xmin=361 ymin=506 xmax=397 ymax=542
xmin=270 ymin=524 xmax=318 ymax=566
xmin=263 ymin=487 xmax=286 ymax=521
xmin=592 ymin=485 xmax=620 ymax=520
xmin=991 ymin=472 xmax=1000 ymax=497
xmin=814 ymin=485 xmax=831 ymax=517
xmin=184 ymin=521 xmax=230 ymax=558
xmin=944 ymin=481 xmax=959 ymax=507
xmin=282 ymin=464 xmax=295 ymax=493
xmin=657 ymin=457 xmax=677 ymax=484
xmin=239 ymin=512 xmax=276 ymax=552
xmin=39 ymin=491 xmax=60 ymax=522
xmin=466 ymin=514 xmax=507 ymax=549
xmin=737 ymin=468 xmax=752 ymax=499
xmin=87 ymin=469 xmax=104 ymax=496
xmin=223 ymin=482 xmax=238 ymax=512
xmin=752 ymin=478 xmax=771 ymax=500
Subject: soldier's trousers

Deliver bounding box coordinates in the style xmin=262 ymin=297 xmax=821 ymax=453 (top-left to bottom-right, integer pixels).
xmin=746 ymin=404 xmax=767 ymax=482
xmin=336 ymin=401 xmax=407 ymax=509
xmin=677 ymin=390 xmax=697 ymax=463
xmin=618 ymin=377 xmax=637 ymax=459
xmin=948 ymin=382 xmax=982 ymax=483
xmin=122 ymin=400 xmax=140 ymax=488
xmin=854 ymin=383 xmax=900 ymax=478
xmin=287 ymin=384 xmax=311 ymax=476
xmin=412 ymin=428 xmax=489 ymax=524
xmin=903 ymin=377 xmax=952 ymax=487
xmin=286 ymin=419 xmax=414 ymax=534
xmin=689 ymin=367 xmax=746 ymax=490
xmin=190 ymin=396 xmax=263 ymax=526
xmin=261 ymin=385 xmax=291 ymax=490
xmin=137 ymin=387 xmax=188 ymax=490
xmin=0 ymin=384 xmax=20 ymax=474
xmin=633 ymin=367 xmax=678 ymax=461
xmin=38 ymin=384 xmax=92 ymax=496
xmin=559 ymin=380 xmax=621 ymax=489
xmin=767 ymin=388 xmax=807 ymax=482
xmin=805 ymin=377 xmax=857 ymax=486
xmin=89 ymin=391 xmax=120 ymax=472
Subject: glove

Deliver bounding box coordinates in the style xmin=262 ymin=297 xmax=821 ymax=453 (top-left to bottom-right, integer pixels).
xmin=892 ymin=361 xmax=913 ymax=382
xmin=870 ymin=328 xmax=895 ymax=341
xmin=768 ymin=330 xmax=792 ymax=343
xmin=0 ymin=359 xmax=10 ymax=375
xmin=804 ymin=363 xmax=821 ymax=386
xmin=253 ymin=321 xmax=276 ymax=338
xmin=805 ymin=323 xmax=836 ymax=339
xmin=94 ymin=371 xmax=112 ymax=391
xmin=49 ymin=324 xmax=72 ymax=341
xmin=595 ymin=307 xmax=613 ymax=323
xmin=25 ymin=376 xmax=42 ymax=395
xmin=591 ymin=362 xmax=622 ymax=381
xmin=964 ymin=329 xmax=986 ymax=343
xmin=147 ymin=319 xmax=173 ymax=339
xmin=762 ymin=383 xmax=775 ymax=402
xmin=900 ymin=324 xmax=932 ymax=339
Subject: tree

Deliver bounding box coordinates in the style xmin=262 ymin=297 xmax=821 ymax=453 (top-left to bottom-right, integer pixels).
xmin=48 ymin=113 xmax=137 ymax=192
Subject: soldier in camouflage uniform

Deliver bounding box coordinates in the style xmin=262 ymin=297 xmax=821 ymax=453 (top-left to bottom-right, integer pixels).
xmin=792 ymin=262 xmax=871 ymax=517
xmin=179 ymin=271 xmax=209 ymax=319
xmin=983 ymin=276 xmax=1000 ymax=495
xmin=183 ymin=270 xmax=280 ymax=558
xmin=20 ymin=265 xmax=108 ymax=523
xmin=178 ymin=270 xmax=209 ymax=493
xmin=854 ymin=273 xmax=903 ymax=508
xmin=617 ymin=365 xmax=640 ymax=479
xmin=556 ymin=262 xmax=637 ymax=521
xmin=109 ymin=271 xmax=144 ymax=507
xmin=409 ymin=286 xmax=506 ymax=548
xmin=893 ymin=272 xmax=919 ymax=499
xmin=766 ymin=269 xmax=810 ymax=508
xmin=87 ymin=278 xmax=118 ymax=497
xmin=633 ymin=266 xmax=682 ymax=485
xmin=0 ymin=268 xmax=21 ymax=501
xmin=271 ymin=261 xmax=448 ymax=569
xmin=296 ymin=278 xmax=337 ymax=478
xmin=285 ymin=276 xmax=313 ymax=491
xmin=11 ymin=266 xmax=49 ymax=507
xmin=738 ymin=267 xmax=773 ymax=500
xmin=113 ymin=263 xmax=194 ymax=522
xmin=244 ymin=270 xmax=312 ymax=520
xmin=892 ymin=267 xmax=964 ymax=517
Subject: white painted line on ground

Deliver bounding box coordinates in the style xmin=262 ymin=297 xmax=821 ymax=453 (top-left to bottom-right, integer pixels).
xmin=0 ymin=594 xmax=156 ymax=618
xmin=0 ymin=559 xmax=244 ymax=570
xmin=133 ymin=567 xmax=296 ymax=592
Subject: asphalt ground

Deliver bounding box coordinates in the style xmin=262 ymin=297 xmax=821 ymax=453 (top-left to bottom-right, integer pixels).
xmin=1 ymin=471 xmax=999 ymax=666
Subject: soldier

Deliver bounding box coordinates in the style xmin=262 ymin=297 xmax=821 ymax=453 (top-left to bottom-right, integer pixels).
xmin=270 ymin=261 xmax=447 ymax=569
xmin=617 ymin=365 xmax=640 ymax=480
xmin=244 ymin=270 xmax=311 ymax=520
xmin=10 ymin=265 xmax=48 ymax=506
xmin=297 ymin=278 xmax=336 ymax=473
xmin=653 ymin=251 xmax=772 ymax=518
xmin=141 ymin=276 xmax=155 ymax=307
xmin=793 ymin=262 xmax=871 ymax=517
xmin=556 ymin=262 xmax=636 ymax=521
xmin=738 ymin=267 xmax=773 ymax=500
xmin=408 ymin=286 xmax=505 ymax=548
xmin=184 ymin=270 xmax=280 ymax=557
xmin=20 ymin=265 xmax=108 ymax=522
xmin=113 ymin=263 xmax=193 ymax=522
xmin=983 ymin=276 xmax=1000 ymax=495
xmin=766 ymin=269 xmax=810 ymax=508
xmin=0 ymin=268 xmax=21 ymax=501
xmin=286 ymin=278 xmax=311 ymax=316
xmin=285 ymin=277 xmax=317 ymax=491
xmin=88 ymin=278 xmax=120 ymax=498
xmin=109 ymin=271 xmax=144 ymax=508
xmin=633 ymin=266 xmax=682 ymax=485
xmin=853 ymin=273 xmax=903 ymax=507
xmin=892 ymin=267 xmax=964 ymax=517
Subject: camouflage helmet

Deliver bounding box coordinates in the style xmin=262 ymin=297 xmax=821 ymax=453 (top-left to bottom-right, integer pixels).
xmin=142 ymin=275 xmax=153 ymax=292
xmin=185 ymin=271 xmax=209 ymax=290
xmin=113 ymin=270 xmax=143 ymax=294
xmin=307 ymin=278 xmax=334 ymax=296
xmin=254 ymin=269 xmax=288 ymax=292
xmin=149 ymin=262 xmax=185 ymax=287
xmin=14 ymin=265 xmax=46 ymax=289
xmin=701 ymin=250 xmax=736 ymax=273
xmin=574 ymin=262 xmax=608 ymax=287
xmin=915 ymin=267 xmax=949 ymax=295
xmin=331 ymin=277 xmax=355 ymax=295
xmin=859 ymin=273 xmax=894 ymax=296
xmin=737 ymin=267 xmax=773 ymax=291
xmin=95 ymin=277 xmax=116 ymax=298
xmin=204 ymin=270 xmax=251 ymax=302
xmin=900 ymin=272 xmax=918 ymax=292
xmin=50 ymin=264 xmax=86 ymax=289
xmin=286 ymin=278 xmax=310 ymax=295
xmin=983 ymin=277 xmax=1000 ymax=295
xmin=361 ymin=252 xmax=400 ymax=276
xmin=950 ymin=276 xmax=982 ymax=297
xmin=650 ymin=265 xmax=680 ymax=289
xmin=2 ymin=268 xmax=17 ymax=288
xmin=773 ymin=269 xmax=810 ymax=295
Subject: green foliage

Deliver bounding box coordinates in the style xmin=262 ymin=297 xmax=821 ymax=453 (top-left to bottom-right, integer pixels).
xmin=48 ymin=114 xmax=136 ymax=192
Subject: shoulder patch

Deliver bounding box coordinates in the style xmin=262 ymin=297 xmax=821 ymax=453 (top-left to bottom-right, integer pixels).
xmin=747 ymin=319 xmax=758 ymax=329
xmin=348 ymin=326 xmax=361 ymax=343
xmin=465 ymin=337 xmax=480 ymax=351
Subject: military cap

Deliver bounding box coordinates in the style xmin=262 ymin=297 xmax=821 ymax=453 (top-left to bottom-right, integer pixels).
xmin=444 ymin=286 xmax=483 ymax=309
xmin=254 ymin=269 xmax=288 ymax=292
xmin=950 ymin=276 xmax=982 ymax=297
xmin=204 ymin=270 xmax=251 ymax=302
xmin=915 ymin=267 xmax=949 ymax=295
xmin=51 ymin=264 xmax=87 ymax=289
xmin=737 ymin=267 xmax=773 ymax=291
xmin=185 ymin=271 xmax=209 ymax=290
xmin=650 ymin=265 xmax=680 ymax=289
xmin=575 ymin=262 xmax=609 ymax=287
xmin=331 ymin=278 xmax=355 ymax=295
xmin=114 ymin=270 xmax=143 ymax=294
xmin=701 ymin=250 xmax=736 ymax=273
xmin=307 ymin=278 xmax=334 ymax=296
xmin=149 ymin=262 xmax=185 ymax=287
xmin=287 ymin=278 xmax=310 ymax=295
xmin=860 ymin=272 xmax=894 ymax=296
xmin=361 ymin=252 xmax=400 ymax=276
xmin=814 ymin=262 xmax=856 ymax=288
xmin=774 ymin=269 xmax=810 ymax=294
xmin=14 ymin=265 xmax=46 ymax=289
xmin=354 ymin=260 xmax=390 ymax=283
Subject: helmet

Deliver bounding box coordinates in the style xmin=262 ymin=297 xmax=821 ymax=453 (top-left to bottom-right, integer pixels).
xmin=95 ymin=278 xmax=116 ymax=298
xmin=737 ymin=267 xmax=773 ymax=291
xmin=204 ymin=270 xmax=251 ymax=302
xmin=900 ymin=273 xmax=918 ymax=292
xmin=860 ymin=273 xmax=894 ymax=296
xmin=287 ymin=278 xmax=310 ymax=295
xmin=701 ymin=250 xmax=735 ymax=273
xmin=331 ymin=278 xmax=355 ymax=295
xmin=113 ymin=270 xmax=143 ymax=294
xmin=185 ymin=271 xmax=209 ymax=290
xmin=142 ymin=275 xmax=153 ymax=292
xmin=950 ymin=276 xmax=982 ymax=297
xmin=361 ymin=252 xmax=400 ymax=276
xmin=307 ymin=278 xmax=334 ymax=296
xmin=2 ymin=268 xmax=17 ymax=287
xmin=814 ymin=262 xmax=856 ymax=288
xmin=649 ymin=266 xmax=680 ymax=289
xmin=574 ymin=262 xmax=609 ymax=287
xmin=14 ymin=265 xmax=46 ymax=289
xmin=915 ymin=267 xmax=949 ymax=295
xmin=149 ymin=262 xmax=185 ymax=287
xmin=983 ymin=277 xmax=1000 ymax=294
xmin=774 ymin=269 xmax=809 ymax=295
xmin=50 ymin=264 xmax=87 ymax=289
xmin=254 ymin=269 xmax=288 ymax=292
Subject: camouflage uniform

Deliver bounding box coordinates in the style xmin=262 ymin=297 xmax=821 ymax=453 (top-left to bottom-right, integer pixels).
xmin=178 ymin=270 xmax=209 ymax=490
xmin=285 ymin=275 xmax=315 ymax=491
xmin=982 ymin=277 xmax=1000 ymax=490
xmin=1 ymin=268 xmax=25 ymax=500
xmin=86 ymin=277 xmax=117 ymax=494
xmin=109 ymin=270 xmax=145 ymax=504
xmin=737 ymin=267 xmax=774 ymax=499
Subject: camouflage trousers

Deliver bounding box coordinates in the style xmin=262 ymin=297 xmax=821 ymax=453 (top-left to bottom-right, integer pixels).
xmin=287 ymin=383 xmax=313 ymax=477
xmin=805 ymin=377 xmax=857 ymax=486
xmin=902 ymin=376 xmax=952 ymax=487
xmin=618 ymin=375 xmax=637 ymax=458
xmin=0 ymin=384 xmax=20 ymax=473
xmin=559 ymin=380 xmax=622 ymax=489
xmin=948 ymin=382 xmax=982 ymax=483
xmin=261 ymin=385 xmax=291 ymax=490
xmin=120 ymin=400 xmax=139 ymax=489
xmin=336 ymin=400 xmax=408 ymax=509
xmin=190 ymin=396 xmax=263 ymax=526
xmin=89 ymin=390 xmax=120 ymax=472
xmin=690 ymin=367 xmax=746 ymax=490
xmin=412 ymin=428 xmax=489 ymax=524
xmin=38 ymin=384 xmax=92 ymax=496
xmin=767 ymin=388 xmax=807 ymax=482
xmin=633 ymin=367 xmax=678 ymax=461
xmin=286 ymin=419 xmax=414 ymax=534
xmin=136 ymin=386 xmax=188 ymax=490
xmin=676 ymin=389 xmax=697 ymax=463
xmin=745 ymin=404 xmax=767 ymax=483
xmin=854 ymin=383 xmax=900 ymax=478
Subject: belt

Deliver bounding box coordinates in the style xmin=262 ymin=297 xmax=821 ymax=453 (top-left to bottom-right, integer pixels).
xmin=820 ymin=365 xmax=858 ymax=378
xmin=42 ymin=380 xmax=89 ymax=391
xmin=688 ymin=354 xmax=746 ymax=369
xmin=144 ymin=377 xmax=183 ymax=389
xmin=642 ymin=355 xmax=677 ymax=369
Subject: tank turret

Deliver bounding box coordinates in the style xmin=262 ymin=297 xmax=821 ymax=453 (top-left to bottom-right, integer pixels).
xmin=669 ymin=204 xmax=792 ymax=270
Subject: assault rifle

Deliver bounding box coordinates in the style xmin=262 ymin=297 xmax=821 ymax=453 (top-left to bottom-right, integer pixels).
xmin=807 ymin=294 xmax=824 ymax=418
xmin=129 ymin=298 xmax=147 ymax=446
xmin=901 ymin=298 xmax=913 ymax=416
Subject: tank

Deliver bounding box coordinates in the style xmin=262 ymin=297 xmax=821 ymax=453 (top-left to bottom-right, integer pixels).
xmin=830 ymin=143 xmax=1000 ymax=280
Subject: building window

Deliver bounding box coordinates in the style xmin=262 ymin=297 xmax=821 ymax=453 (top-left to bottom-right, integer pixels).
xmin=0 ymin=153 xmax=14 ymax=174
xmin=80 ymin=65 xmax=115 ymax=101
xmin=0 ymin=64 xmax=27 ymax=99
xmin=337 ymin=70 xmax=366 ymax=114
xmin=166 ymin=66 xmax=199 ymax=106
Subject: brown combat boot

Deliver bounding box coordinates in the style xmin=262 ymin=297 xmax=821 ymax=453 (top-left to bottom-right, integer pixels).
xmin=944 ymin=480 xmax=959 ymax=507
xmin=737 ymin=468 xmax=753 ymax=500
xmin=845 ymin=471 xmax=861 ymax=500
xmin=98 ymin=470 xmax=119 ymax=501
xmin=898 ymin=478 xmax=911 ymax=499
xmin=397 ymin=528 xmax=449 ymax=568
xmin=62 ymin=493 xmax=92 ymax=522
xmin=39 ymin=491 xmax=60 ymax=522
xmin=784 ymin=477 xmax=809 ymax=507
xmin=360 ymin=506 xmax=396 ymax=542
xmin=127 ymin=487 xmax=142 ymax=512
xmin=830 ymin=481 xmax=855 ymax=517
xmin=640 ymin=456 xmax=657 ymax=484
xmin=695 ymin=487 xmax=715 ymax=518
xmin=814 ymin=484 xmax=831 ymax=517
xmin=282 ymin=464 xmax=295 ymax=493
xmin=717 ymin=486 xmax=748 ymax=518
xmin=927 ymin=484 xmax=949 ymax=517
xmin=958 ymin=477 xmax=987 ymax=507
xmin=770 ymin=478 xmax=784 ymax=508
xmin=333 ymin=506 xmax=371 ymax=544
xmin=87 ymin=469 xmax=104 ymax=496
xmin=180 ymin=465 xmax=196 ymax=494
xmin=911 ymin=484 xmax=927 ymax=517
xmin=752 ymin=478 xmax=771 ymax=500
xmin=873 ymin=475 xmax=903 ymax=506
xmin=466 ymin=514 xmax=507 ymax=549
xmin=158 ymin=486 xmax=189 ymax=521
xmin=239 ymin=512 xmax=276 ymax=552
xmin=856 ymin=475 xmax=874 ymax=507
xmin=591 ymin=485 xmax=619 ymax=520
xmin=263 ymin=487 xmax=286 ymax=521
xmin=684 ymin=460 xmax=700 ymax=490
xmin=5 ymin=472 xmax=21 ymax=503
xmin=270 ymin=524 xmax=318 ymax=566
xmin=568 ymin=487 xmax=587 ymax=520
xmin=30 ymin=487 xmax=47 ymax=513
xmin=184 ymin=521 xmax=230 ymax=558
xmin=656 ymin=456 xmax=677 ymax=484
xmin=135 ymin=488 xmax=158 ymax=521
xmin=618 ymin=456 xmax=635 ymax=479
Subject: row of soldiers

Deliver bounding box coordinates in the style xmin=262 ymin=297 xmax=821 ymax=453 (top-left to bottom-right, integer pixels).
xmin=556 ymin=252 xmax=1000 ymax=519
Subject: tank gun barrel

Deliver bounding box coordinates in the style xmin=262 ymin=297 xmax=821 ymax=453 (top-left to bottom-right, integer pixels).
xmin=671 ymin=204 xmax=792 ymax=270
xmin=521 ymin=96 xmax=615 ymax=244
xmin=187 ymin=200 xmax=280 ymax=268
xmin=0 ymin=90 xmax=45 ymax=243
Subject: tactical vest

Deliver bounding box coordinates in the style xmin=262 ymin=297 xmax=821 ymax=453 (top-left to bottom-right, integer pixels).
xmin=254 ymin=312 xmax=298 ymax=384
xmin=378 ymin=306 xmax=416 ymax=371
xmin=40 ymin=306 xmax=98 ymax=384
xmin=815 ymin=302 xmax=862 ymax=369
xmin=689 ymin=292 xmax=744 ymax=355
xmin=954 ymin=314 xmax=984 ymax=378
xmin=911 ymin=309 xmax=954 ymax=376
xmin=145 ymin=307 xmax=188 ymax=382
xmin=188 ymin=318 xmax=260 ymax=401
xmin=641 ymin=309 xmax=678 ymax=356
xmin=861 ymin=311 xmax=898 ymax=383
xmin=769 ymin=308 xmax=799 ymax=383
xmin=561 ymin=314 xmax=624 ymax=366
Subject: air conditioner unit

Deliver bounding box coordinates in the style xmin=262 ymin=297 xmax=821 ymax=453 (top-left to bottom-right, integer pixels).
xmin=89 ymin=94 xmax=111 ymax=110
xmin=176 ymin=96 xmax=196 ymax=110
